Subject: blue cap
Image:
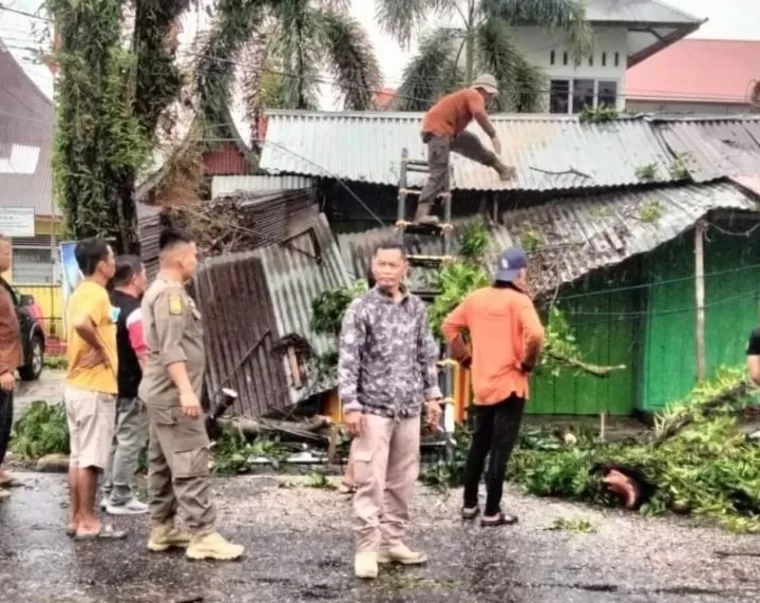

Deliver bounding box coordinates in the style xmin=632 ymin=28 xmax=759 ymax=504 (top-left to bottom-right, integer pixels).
xmin=495 ymin=247 xmax=528 ymax=282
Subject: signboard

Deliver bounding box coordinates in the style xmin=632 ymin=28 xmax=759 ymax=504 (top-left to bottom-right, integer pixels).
xmin=0 ymin=208 xmax=35 ymax=237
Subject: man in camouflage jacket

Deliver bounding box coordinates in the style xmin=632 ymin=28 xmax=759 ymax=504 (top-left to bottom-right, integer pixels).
xmin=339 ymin=240 xmax=442 ymax=580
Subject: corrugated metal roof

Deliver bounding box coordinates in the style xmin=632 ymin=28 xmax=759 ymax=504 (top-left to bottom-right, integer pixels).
xmin=655 ymin=118 xmax=760 ymax=182
xmin=584 ymin=0 xmax=702 ymax=24
xmin=260 ymin=110 xmax=676 ymax=191
xmin=211 ymin=174 xmax=314 ymax=198
xmin=339 ymin=183 xmax=760 ymax=295
xmin=254 ymin=213 xmax=351 ymax=404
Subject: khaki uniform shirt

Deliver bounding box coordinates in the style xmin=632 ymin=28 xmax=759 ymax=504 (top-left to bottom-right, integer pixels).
xmin=138 ymin=277 xmax=205 ymax=408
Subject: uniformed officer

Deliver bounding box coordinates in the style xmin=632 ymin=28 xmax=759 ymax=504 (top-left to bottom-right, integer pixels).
xmin=139 ymin=228 xmax=244 ymax=561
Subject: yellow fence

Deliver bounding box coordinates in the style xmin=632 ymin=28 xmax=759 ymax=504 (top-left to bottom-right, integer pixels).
xmin=16 ymin=284 xmax=65 ymax=339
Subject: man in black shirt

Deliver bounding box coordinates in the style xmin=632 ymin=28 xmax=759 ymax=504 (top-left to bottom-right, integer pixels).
xmin=102 ymin=256 xmax=149 ymax=515
xmin=747 ymin=327 xmax=760 ymax=385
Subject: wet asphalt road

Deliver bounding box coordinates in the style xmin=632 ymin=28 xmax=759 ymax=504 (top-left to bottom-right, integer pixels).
xmin=1 ymin=473 xmax=760 ymax=603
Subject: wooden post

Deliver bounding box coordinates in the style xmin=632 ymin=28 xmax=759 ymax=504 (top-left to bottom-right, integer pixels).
xmin=287 ymin=346 xmax=302 ymax=389
xmin=694 ymin=221 xmax=706 ymax=380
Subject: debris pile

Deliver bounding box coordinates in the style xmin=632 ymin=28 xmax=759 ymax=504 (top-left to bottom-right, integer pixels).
xmin=505 ymin=367 xmax=760 ymax=533
xmin=162 ymin=187 xmax=316 ymax=257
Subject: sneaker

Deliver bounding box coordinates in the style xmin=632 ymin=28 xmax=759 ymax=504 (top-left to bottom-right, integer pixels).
xmin=148 ymin=524 xmax=192 ymax=552
xmin=106 ymin=498 xmax=149 ymax=516
xmin=354 ymin=551 xmax=378 ymax=579
xmin=186 ymin=532 xmax=244 ymax=561
xmin=377 ymin=544 xmax=428 ymax=565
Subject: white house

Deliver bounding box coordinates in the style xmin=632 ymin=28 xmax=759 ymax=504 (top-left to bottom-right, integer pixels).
xmin=512 ymin=0 xmax=704 ymax=114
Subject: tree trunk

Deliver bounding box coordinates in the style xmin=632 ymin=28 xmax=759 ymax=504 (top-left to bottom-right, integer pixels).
xmin=464 ymin=0 xmax=476 ymax=85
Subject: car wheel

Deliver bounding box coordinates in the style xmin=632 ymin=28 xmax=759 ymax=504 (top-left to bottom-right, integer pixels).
xmin=19 ymin=334 xmax=44 ymax=381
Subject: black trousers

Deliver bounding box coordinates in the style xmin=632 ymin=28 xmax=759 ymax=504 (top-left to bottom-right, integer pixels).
xmin=462 ymin=394 xmax=525 ymax=515
xmin=0 ymin=389 xmax=13 ymax=466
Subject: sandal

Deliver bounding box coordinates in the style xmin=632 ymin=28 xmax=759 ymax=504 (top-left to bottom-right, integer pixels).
xmin=481 ymin=513 xmax=518 ymax=528
xmin=0 ymin=476 xmax=22 ymax=488
xmin=461 ymin=506 xmax=480 ymax=521
xmin=74 ymin=524 xmax=128 ymax=541
xmin=338 ymin=483 xmax=356 ymax=495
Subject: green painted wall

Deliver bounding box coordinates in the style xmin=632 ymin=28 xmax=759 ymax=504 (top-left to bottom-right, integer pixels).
xmin=639 ymin=233 xmax=696 ymax=410
xmin=529 ymin=268 xmax=641 ymax=416
xmin=640 ymin=221 xmax=760 ymax=411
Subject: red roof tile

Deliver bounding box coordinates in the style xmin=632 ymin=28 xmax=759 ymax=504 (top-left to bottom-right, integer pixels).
xmin=626 ymin=39 xmax=760 ymax=104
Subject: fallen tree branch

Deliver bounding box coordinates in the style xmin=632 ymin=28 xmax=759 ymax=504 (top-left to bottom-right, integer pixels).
xmin=530 ymin=166 xmax=594 ymax=180
xmin=545 ymin=350 xmax=626 ymax=377
xmin=218 ymin=416 xmax=330 ymax=444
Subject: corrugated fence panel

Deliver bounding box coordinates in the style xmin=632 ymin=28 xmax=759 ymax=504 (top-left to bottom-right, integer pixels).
xmin=193 ymin=254 xmax=290 ymax=418
xmin=255 ymin=213 xmax=351 ymax=403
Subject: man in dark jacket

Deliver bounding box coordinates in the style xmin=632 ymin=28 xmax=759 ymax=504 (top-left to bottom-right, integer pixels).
xmin=101 ymin=255 xmax=149 ymax=514
xmin=0 ymin=234 xmax=22 ymax=500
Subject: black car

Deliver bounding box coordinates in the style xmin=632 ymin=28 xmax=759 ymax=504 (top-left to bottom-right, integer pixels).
xmin=0 ymin=280 xmax=45 ymax=381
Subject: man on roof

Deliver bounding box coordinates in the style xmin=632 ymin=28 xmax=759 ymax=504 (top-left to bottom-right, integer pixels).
xmin=415 ymin=74 xmax=516 ymax=224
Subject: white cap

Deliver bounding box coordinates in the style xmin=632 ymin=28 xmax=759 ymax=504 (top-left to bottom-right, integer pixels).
xmin=471 ymin=73 xmax=499 ymax=95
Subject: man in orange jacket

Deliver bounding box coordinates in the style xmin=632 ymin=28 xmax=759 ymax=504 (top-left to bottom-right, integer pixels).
xmin=416 ymin=74 xmax=516 ymax=224
xmin=442 ymin=247 xmax=544 ymax=526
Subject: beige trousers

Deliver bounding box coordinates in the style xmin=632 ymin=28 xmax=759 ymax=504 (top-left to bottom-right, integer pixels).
xmin=352 ymin=414 xmax=420 ymax=553
xmin=145 ymin=405 xmax=216 ymax=534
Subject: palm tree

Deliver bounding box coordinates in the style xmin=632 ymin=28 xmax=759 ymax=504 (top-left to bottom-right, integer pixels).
xmin=376 ymin=0 xmax=594 ymax=112
xmin=196 ymin=0 xmax=381 ymax=140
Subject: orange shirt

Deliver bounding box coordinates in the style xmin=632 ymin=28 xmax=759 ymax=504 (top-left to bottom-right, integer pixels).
xmin=421 ymin=89 xmax=493 ymax=138
xmin=442 ymin=285 xmax=545 ymax=405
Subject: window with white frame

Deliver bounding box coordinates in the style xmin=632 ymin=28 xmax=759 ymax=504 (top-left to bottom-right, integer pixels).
xmin=549 ymin=79 xmax=619 ymax=114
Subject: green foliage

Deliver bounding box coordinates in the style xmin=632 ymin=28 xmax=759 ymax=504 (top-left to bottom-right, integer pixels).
xmin=458 ymin=218 xmax=491 ymax=261
xmin=635 ymin=163 xmax=659 ymax=182
xmin=427 ymin=262 xmax=491 ymax=340
xmin=539 ymin=307 xmax=580 ymax=376
xmin=43 ymin=356 xmax=68 ymax=370
xmin=11 ymin=401 xmax=69 ymax=459
xmin=200 ymin=0 xmax=381 ymax=131
xmin=668 ymin=153 xmax=690 ymax=179
xmin=639 ymin=200 xmax=663 ymax=224
xmin=546 ymin=517 xmax=596 ymax=533
xmin=421 ymin=367 xmax=760 ymax=533
xmin=310 ymin=279 xmax=369 ymax=337
xmin=212 ymin=429 xmax=288 ymax=475
xmin=519 ymin=229 xmax=542 ymax=253
xmin=579 ymin=104 xmax=619 ymax=124
xmin=306 ymin=471 xmax=336 ymax=489
xmin=509 ymin=368 xmax=760 ymax=533
xmin=385 ymin=0 xmax=593 ymax=111
xmin=47 ymin=0 xmax=187 ymax=251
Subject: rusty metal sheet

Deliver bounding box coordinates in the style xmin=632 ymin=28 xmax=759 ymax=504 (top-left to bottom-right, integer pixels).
xmin=339 ymin=183 xmax=760 ymax=295
xmin=655 ymin=118 xmax=760 ymax=182
xmin=193 ymin=253 xmax=290 ymax=418
xmin=253 ymin=213 xmax=351 ymax=404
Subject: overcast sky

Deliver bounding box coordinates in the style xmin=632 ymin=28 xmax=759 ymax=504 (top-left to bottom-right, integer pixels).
xmin=1 ymin=0 xmax=758 ymax=105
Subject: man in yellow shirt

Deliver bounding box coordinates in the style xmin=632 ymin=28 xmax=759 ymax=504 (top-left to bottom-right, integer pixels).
xmin=65 ymin=237 xmax=125 ymax=540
